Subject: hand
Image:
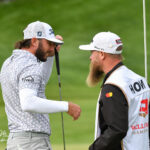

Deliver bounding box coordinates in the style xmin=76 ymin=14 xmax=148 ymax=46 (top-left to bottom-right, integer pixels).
xmin=55 ymin=35 xmax=63 ymax=52
xmin=67 ymin=102 xmax=81 ymax=120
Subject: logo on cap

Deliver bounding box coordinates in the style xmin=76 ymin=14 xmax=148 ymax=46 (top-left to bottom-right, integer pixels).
xmin=37 ymin=31 xmax=42 ymax=37
xmin=49 ymin=29 xmax=54 ymax=35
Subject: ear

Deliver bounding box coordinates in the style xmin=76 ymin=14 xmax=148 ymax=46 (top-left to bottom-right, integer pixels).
xmin=99 ymin=51 xmax=105 ymax=60
xmin=31 ymin=38 xmax=39 ymax=48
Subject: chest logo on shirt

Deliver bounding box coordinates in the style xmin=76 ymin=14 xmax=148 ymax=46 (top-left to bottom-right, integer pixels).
xmin=22 ymin=76 xmax=34 ymax=83
xmin=105 ymin=92 xmax=113 ymax=98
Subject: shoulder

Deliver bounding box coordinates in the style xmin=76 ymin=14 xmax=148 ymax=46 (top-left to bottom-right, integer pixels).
xmin=105 ymin=65 xmax=146 ymax=89
xmin=101 ymin=84 xmax=128 ymax=105
xmin=21 ymin=63 xmax=42 ymax=77
xmin=106 ymin=66 xmax=130 ymax=84
xmin=102 ymin=84 xmax=124 ymax=97
xmin=16 ymin=58 xmax=43 ymax=80
xmin=15 ymin=53 xmax=42 ymax=73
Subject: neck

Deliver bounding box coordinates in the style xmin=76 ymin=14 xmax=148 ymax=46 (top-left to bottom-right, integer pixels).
xmin=103 ymin=59 xmax=121 ymax=74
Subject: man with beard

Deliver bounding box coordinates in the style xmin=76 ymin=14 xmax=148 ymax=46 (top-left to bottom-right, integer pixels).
xmin=0 ymin=21 xmax=81 ymax=150
xmin=79 ymin=32 xmax=150 ymax=150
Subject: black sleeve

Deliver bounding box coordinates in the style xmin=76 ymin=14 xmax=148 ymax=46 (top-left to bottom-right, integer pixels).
xmin=89 ymin=84 xmax=128 ymax=150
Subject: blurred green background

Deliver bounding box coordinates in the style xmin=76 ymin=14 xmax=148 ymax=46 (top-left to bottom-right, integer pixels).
xmin=0 ymin=0 xmax=149 ymax=149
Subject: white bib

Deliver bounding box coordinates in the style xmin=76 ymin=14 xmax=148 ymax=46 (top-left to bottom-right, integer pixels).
xmin=95 ymin=66 xmax=150 ymax=150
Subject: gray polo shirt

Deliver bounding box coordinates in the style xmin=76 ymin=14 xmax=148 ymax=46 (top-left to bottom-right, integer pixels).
xmin=0 ymin=49 xmax=52 ymax=135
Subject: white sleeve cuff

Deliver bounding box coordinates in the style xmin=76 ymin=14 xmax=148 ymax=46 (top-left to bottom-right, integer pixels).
xmin=19 ymin=88 xmax=68 ymax=114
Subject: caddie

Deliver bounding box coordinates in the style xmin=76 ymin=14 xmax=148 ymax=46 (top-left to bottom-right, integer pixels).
xmin=0 ymin=21 xmax=81 ymax=150
xmin=79 ymin=31 xmax=150 ymax=150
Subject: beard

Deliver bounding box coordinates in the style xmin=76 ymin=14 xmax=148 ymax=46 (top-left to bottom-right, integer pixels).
xmin=86 ymin=62 xmax=104 ymax=87
xmin=35 ymin=42 xmax=47 ymax=62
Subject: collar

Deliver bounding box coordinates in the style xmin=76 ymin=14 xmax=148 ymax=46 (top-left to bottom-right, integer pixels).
xmin=101 ymin=62 xmax=123 ymax=87
xmin=13 ymin=49 xmax=38 ymax=62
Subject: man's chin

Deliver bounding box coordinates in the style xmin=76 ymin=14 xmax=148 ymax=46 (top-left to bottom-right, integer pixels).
xmin=86 ymin=62 xmax=104 ymax=87
xmin=86 ymin=71 xmax=104 ymax=87
xmin=86 ymin=76 xmax=100 ymax=87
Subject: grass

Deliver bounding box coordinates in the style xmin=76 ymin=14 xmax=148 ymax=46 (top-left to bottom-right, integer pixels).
xmin=0 ymin=0 xmax=150 ymax=149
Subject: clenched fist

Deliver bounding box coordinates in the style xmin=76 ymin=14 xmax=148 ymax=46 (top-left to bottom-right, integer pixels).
xmin=67 ymin=102 xmax=81 ymax=120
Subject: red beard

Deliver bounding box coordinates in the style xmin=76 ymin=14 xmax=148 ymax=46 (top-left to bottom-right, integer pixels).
xmin=86 ymin=62 xmax=104 ymax=87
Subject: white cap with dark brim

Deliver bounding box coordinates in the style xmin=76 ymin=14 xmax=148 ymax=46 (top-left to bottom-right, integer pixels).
xmin=79 ymin=32 xmax=123 ymax=54
xmin=23 ymin=21 xmax=64 ymax=45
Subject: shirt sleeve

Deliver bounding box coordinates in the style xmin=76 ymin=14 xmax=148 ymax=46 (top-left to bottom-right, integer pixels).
xmin=19 ymin=88 xmax=68 ymax=113
xmin=40 ymin=56 xmax=54 ymax=84
xmin=89 ymin=84 xmax=128 ymax=150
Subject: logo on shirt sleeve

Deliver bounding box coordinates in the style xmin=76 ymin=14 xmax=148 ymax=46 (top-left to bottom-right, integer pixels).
xmin=105 ymin=92 xmax=113 ymax=98
xmin=22 ymin=76 xmax=34 ymax=83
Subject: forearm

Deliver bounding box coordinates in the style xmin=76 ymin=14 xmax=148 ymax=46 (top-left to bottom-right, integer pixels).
xmin=40 ymin=56 xmax=54 ymax=83
xmin=19 ymin=88 xmax=68 ymax=113
xmin=89 ymin=128 xmax=126 ymax=150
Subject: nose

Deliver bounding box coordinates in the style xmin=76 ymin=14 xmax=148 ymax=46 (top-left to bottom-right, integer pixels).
xmin=50 ymin=44 xmax=55 ymax=52
xmin=90 ymin=55 xmax=92 ymax=61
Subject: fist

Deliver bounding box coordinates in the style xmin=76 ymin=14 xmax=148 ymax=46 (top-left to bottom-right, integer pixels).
xmin=67 ymin=102 xmax=81 ymax=120
xmin=55 ymin=35 xmax=63 ymax=52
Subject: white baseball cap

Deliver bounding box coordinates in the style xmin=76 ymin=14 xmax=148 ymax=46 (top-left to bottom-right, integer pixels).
xmin=23 ymin=21 xmax=64 ymax=44
xmin=79 ymin=31 xmax=123 ymax=54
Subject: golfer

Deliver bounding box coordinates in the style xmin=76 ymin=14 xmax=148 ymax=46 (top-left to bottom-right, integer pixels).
xmin=79 ymin=31 xmax=150 ymax=150
xmin=0 ymin=21 xmax=81 ymax=150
